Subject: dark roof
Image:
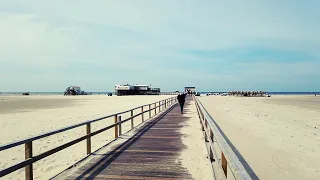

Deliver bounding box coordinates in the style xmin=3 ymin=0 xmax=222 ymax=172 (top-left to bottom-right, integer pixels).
xmin=185 ymin=87 xmax=195 ymax=88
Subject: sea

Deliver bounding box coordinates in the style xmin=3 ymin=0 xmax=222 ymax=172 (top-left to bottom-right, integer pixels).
xmin=1 ymin=92 xmax=319 ymax=95
xmin=0 ymin=92 xmax=114 ymax=95
xmin=200 ymin=92 xmax=320 ymax=95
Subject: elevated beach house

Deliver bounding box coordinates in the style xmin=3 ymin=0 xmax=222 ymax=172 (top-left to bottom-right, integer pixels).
xmin=115 ymin=84 xmax=160 ymax=96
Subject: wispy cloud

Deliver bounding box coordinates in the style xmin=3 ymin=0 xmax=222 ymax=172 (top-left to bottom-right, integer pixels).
xmin=0 ymin=0 xmax=319 ymax=92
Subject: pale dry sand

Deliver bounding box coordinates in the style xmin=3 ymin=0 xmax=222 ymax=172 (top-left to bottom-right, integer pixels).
xmin=0 ymin=95 xmax=174 ymax=180
xmin=179 ymin=99 xmax=213 ymax=180
xmin=199 ymin=95 xmax=320 ymax=180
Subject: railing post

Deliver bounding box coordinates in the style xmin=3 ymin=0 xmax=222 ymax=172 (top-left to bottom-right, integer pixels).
xmin=141 ymin=106 xmax=144 ymax=122
xmin=154 ymin=103 xmax=156 ymax=114
xmin=149 ymin=104 xmax=151 ymax=118
xmin=158 ymin=102 xmax=160 ymax=112
xmin=119 ymin=116 xmax=122 ymax=136
xmin=131 ymin=110 xmax=134 ymax=129
xmin=114 ymin=115 xmax=118 ymax=139
xmin=25 ymin=141 xmax=33 ymax=180
xmin=201 ymin=118 xmax=205 ymax=131
xmin=86 ymin=123 xmax=91 ymax=155
xmin=165 ymin=99 xmax=167 ymax=108
xmin=222 ymin=152 xmax=227 ymax=177
xmin=204 ymin=131 xmax=208 ymax=142
xmin=209 ymin=148 xmax=214 ymax=162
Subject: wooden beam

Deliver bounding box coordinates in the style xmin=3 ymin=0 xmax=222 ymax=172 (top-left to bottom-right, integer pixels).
xmin=86 ymin=123 xmax=91 ymax=155
xmin=114 ymin=115 xmax=118 ymax=139
xmin=222 ymin=152 xmax=227 ymax=177
xmin=141 ymin=107 xmax=144 ymax=122
xmin=25 ymin=141 xmax=33 ymax=180
xmin=131 ymin=110 xmax=134 ymax=129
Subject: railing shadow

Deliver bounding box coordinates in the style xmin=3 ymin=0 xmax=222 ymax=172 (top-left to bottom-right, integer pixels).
xmin=73 ymin=103 xmax=178 ymax=179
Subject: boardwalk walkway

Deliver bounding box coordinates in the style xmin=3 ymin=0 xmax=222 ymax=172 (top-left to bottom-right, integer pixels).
xmin=53 ymin=97 xmax=207 ymax=180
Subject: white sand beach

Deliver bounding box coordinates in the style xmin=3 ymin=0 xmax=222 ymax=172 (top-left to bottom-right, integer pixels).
xmin=0 ymin=95 xmax=174 ymax=180
xmin=198 ymin=95 xmax=320 ymax=180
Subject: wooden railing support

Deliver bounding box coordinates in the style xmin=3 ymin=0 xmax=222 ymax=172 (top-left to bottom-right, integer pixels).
xmin=154 ymin=103 xmax=156 ymax=114
xmin=119 ymin=116 xmax=122 ymax=136
xmin=158 ymin=102 xmax=160 ymax=112
xmin=141 ymin=107 xmax=144 ymax=122
xmin=25 ymin=142 xmax=33 ymax=180
xmin=131 ymin=110 xmax=134 ymax=129
xmin=114 ymin=115 xmax=118 ymax=139
xmin=86 ymin=123 xmax=91 ymax=155
xmin=149 ymin=105 xmax=151 ymax=118
xmin=222 ymin=152 xmax=227 ymax=177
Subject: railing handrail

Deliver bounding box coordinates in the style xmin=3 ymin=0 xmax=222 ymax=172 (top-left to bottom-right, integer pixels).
xmin=0 ymin=96 xmax=177 ymax=179
xmin=195 ymin=97 xmax=252 ymax=180
xmin=0 ymin=97 xmax=175 ymax=151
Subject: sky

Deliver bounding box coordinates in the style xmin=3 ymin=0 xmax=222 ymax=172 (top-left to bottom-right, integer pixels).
xmin=0 ymin=0 xmax=319 ymax=92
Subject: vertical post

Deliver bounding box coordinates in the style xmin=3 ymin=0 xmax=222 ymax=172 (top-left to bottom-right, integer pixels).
xmin=141 ymin=106 xmax=144 ymax=122
xmin=149 ymin=104 xmax=151 ymax=118
xmin=201 ymin=120 xmax=204 ymax=131
xmin=210 ymin=129 xmax=214 ymax=142
xmin=222 ymin=152 xmax=227 ymax=177
xmin=154 ymin=103 xmax=156 ymax=114
xmin=25 ymin=141 xmax=33 ymax=180
xmin=114 ymin=115 xmax=118 ymax=139
xmin=158 ymin=102 xmax=160 ymax=112
xmin=165 ymin=99 xmax=167 ymax=109
xmin=86 ymin=123 xmax=91 ymax=155
xmin=204 ymin=131 xmax=208 ymax=142
xmin=209 ymin=148 xmax=214 ymax=162
xmin=131 ymin=110 xmax=134 ymax=129
xmin=161 ymin=100 xmax=163 ymax=110
xmin=119 ymin=116 xmax=122 ymax=136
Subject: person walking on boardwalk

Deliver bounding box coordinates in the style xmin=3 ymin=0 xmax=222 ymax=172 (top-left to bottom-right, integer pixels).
xmin=177 ymin=93 xmax=187 ymax=114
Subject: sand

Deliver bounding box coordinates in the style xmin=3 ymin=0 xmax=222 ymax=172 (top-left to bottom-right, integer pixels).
xmin=0 ymin=95 xmax=174 ymax=180
xmin=198 ymin=95 xmax=320 ymax=180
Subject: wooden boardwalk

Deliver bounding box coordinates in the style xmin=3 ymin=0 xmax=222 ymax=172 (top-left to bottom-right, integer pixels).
xmin=55 ymin=98 xmax=194 ymax=180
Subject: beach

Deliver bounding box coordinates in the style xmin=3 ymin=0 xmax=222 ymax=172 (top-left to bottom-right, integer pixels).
xmin=0 ymin=95 xmax=174 ymax=179
xmin=198 ymin=95 xmax=320 ymax=180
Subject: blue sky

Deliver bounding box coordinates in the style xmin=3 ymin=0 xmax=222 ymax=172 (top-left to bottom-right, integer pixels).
xmin=0 ymin=0 xmax=319 ymax=92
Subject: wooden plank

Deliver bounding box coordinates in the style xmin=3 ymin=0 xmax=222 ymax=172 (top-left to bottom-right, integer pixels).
xmin=222 ymin=152 xmax=227 ymax=177
xmin=86 ymin=124 xmax=91 ymax=155
xmin=25 ymin=142 xmax=33 ymax=180
xmin=131 ymin=110 xmax=134 ymax=129
xmin=141 ymin=107 xmax=144 ymax=122
xmin=54 ymin=98 xmax=192 ymax=180
xmin=114 ymin=115 xmax=118 ymax=139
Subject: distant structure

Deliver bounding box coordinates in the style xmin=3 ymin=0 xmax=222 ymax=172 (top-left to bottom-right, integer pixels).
xmin=228 ymin=91 xmax=267 ymax=97
xmin=185 ymin=86 xmax=196 ymax=95
xmin=64 ymin=86 xmax=91 ymax=95
xmin=115 ymin=84 xmax=160 ymax=96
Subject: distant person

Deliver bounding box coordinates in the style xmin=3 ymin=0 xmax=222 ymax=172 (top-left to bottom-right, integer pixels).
xmin=177 ymin=93 xmax=187 ymax=114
